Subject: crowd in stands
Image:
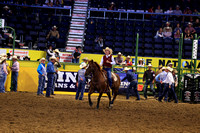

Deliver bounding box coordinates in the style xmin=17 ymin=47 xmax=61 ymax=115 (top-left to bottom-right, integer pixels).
xmin=0 ymin=0 xmax=73 ymax=7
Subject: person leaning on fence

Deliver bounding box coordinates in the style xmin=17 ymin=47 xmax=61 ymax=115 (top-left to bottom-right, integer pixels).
xmin=143 ymin=64 xmax=156 ymax=99
xmin=10 ymin=56 xmax=19 ymax=92
xmin=100 ymin=47 xmax=116 ymax=89
xmin=37 ymin=58 xmax=46 ymax=96
xmin=46 ymin=56 xmax=57 ymax=98
xmin=124 ymin=56 xmax=132 ymax=66
xmin=46 ymin=45 xmax=54 ymax=61
xmin=138 ymin=58 xmax=144 ymax=67
xmin=115 ymin=52 xmax=124 ymax=65
xmin=158 ymin=67 xmax=178 ymax=103
xmin=155 ymin=67 xmax=168 ymax=100
xmin=72 ymin=46 xmax=82 ymax=63
xmin=52 ymin=56 xmax=61 ymax=95
xmin=122 ymin=67 xmax=140 ymax=100
xmin=0 ymin=57 xmax=8 ymax=93
xmin=75 ymin=62 xmax=88 ymax=100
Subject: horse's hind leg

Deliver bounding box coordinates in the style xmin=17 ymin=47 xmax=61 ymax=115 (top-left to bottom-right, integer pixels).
xmin=88 ymin=88 xmax=94 ymax=107
xmin=107 ymin=91 xmax=112 ymax=108
xmin=111 ymin=88 xmax=119 ymax=105
xmin=96 ymin=92 xmax=103 ymax=109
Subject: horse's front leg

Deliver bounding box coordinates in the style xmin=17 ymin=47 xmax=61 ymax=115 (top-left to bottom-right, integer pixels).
xmin=107 ymin=91 xmax=112 ymax=108
xmin=88 ymin=87 xmax=94 ymax=107
xmin=96 ymin=92 xmax=103 ymax=109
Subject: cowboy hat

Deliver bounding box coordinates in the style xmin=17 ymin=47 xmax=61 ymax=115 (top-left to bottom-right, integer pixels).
xmin=82 ymin=57 xmax=89 ymax=61
xmin=0 ymin=53 xmax=7 ymax=57
xmin=148 ymin=64 xmax=152 ymax=67
xmin=126 ymin=55 xmax=131 ymax=59
xmin=103 ymin=47 xmax=113 ymax=55
xmin=176 ymin=5 xmax=180 ymax=8
xmin=169 ymin=68 xmax=173 ymax=72
xmin=49 ymin=56 xmax=57 ymax=61
xmin=168 ymin=62 xmax=173 ymax=66
xmin=3 ymin=6 xmax=9 ymax=9
xmin=39 ymin=57 xmax=46 ymax=63
xmin=54 ymin=49 xmax=60 ymax=53
xmin=188 ymin=22 xmax=193 ymax=25
xmin=132 ymin=67 xmax=136 ymax=71
xmin=12 ymin=55 xmax=18 ymax=60
xmin=0 ymin=57 xmax=7 ymax=63
xmin=139 ymin=58 xmax=143 ymax=61
xmin=158 ymin=65 xmax=162 ymax=69
xmin=162 ymin=67 xmax=166 ymax=70
xmin=52 ymin=25 xmax=57 ymax=29
xmin=111 ymin=2 xmax=115 ymax=5
xmin=166 ymin=67 xmax=172 ymax=71
xmin=123 ymin=67 xmax=130 ymax=71
xmin=173 ymin=69 xmax=178 ymax=73
xmin=166 ymin=27 xmax=170 ymax=29
xmin=118 ymin=52 xmax=122 ymax=55
xmin=80 ymin=62 xmax=87 ymax=69
xmin=166 ymin=22 xmax=170 ymax=24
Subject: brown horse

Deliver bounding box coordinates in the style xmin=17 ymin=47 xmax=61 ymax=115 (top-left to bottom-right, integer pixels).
xmin=85 ymin=60 xmax=121 ymax=109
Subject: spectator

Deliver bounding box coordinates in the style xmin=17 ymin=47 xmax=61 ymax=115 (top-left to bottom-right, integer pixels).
xmin=95 ymin=35 xmax=104 ymax=48
xmin=165 ymin=7 xmax=173 ymax=20
xmin=23 ymin=56 xmax=30 ymax=61
xmin=194 ymin=19 xmax=200 ymax=28
xmin=146 ymin=6 xmax=154 ymax=19
xmin=108 ymin=2 xmax=116 ymax=19
xmin=124 ymin=56 xmax=132 ymax=66
xmin=193 ymin=9 xmax=200 ymax=21
xmin=174 ymin=29 xmax=181 ymax=43
xmin=46 ymin=26 xmax=60 ymax=45
xmin=115 ymin=52 xmax=124 ymax=65
xmin=46 ymin=45 xmax=54 ymax=61
xmin=54 ymin=0 xmax=62 ymax=6
xmin=184 ymin=29 xmax=193 ymax=40
xmin=184 ymin=22 xmax=196 ymax=34
xmin=10 ymin=56 xmax=19 ymax=92
xmin=174 ymin=23 xmax=182 ymax=34
xmin=163 ymin=22 xmax=172 ymax=32
xmin=154 ymin=28 xmax=164 ymax=38
xmin=163 ymin=27 xmax=172 ymax=39
xmin=72 ymin=46 xmax=82 ymax=63
xmin=2 ymin=6 xmax=12 ymax=17
xmin=17 ymin=55 xmax=21 ymax=60
xmin=173 ymin=5 xmax=182 ymax=21
xmin=183 ymin=7 xmax=192 ymax=22
xmin=45 ymin=0 xmax=53 ymax=6
xmin=155 ymin=5 xmax=163 ymax=20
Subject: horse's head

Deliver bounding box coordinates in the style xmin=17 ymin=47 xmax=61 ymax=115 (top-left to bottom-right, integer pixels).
xmin=85 ymin=60 xmax=94 ymax=76
xmin=85 ymin=60 xmax=101 ymax=76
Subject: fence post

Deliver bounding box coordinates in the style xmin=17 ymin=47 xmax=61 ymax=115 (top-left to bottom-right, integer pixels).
xmin=177 ymin=33 xmax=183 ymax=100
xmin=135 ymin=33 xmax=139 ymax=71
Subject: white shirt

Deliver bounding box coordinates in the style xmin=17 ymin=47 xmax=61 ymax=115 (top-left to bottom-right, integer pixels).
xmin=163 ymin=72 xmax=174 ymax=85
xmin=100 ymin=55 xmax=116 ymax=66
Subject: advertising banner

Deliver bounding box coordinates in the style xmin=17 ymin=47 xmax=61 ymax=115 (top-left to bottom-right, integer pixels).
xmin=59 ymin=52 xmax=73 ymax=63
xmin=9 ymin=50 xmax=29 ymax=60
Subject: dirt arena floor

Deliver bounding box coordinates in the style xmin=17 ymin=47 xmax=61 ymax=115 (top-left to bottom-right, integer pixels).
xmin=0 ymin=92 xmax=200 ymax=133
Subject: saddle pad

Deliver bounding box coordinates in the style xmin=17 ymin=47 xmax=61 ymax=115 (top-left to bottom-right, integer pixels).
xmin=111 ymin=72 xmax=117 ymax=82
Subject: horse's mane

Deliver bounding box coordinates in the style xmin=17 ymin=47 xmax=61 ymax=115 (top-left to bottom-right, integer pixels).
xmin=93 ymin=61 xmax=101 ymax=71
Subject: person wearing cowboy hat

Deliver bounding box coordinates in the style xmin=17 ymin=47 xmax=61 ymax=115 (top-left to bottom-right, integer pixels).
xmin=46 ymin=25 xmax=60 ymax=45
xmin=37 ymin=58 xmax=46 ymax=96
xmin=124 ymin=55 xmax=132 ymax=66
xmin=122 ymin=67 xmax=140 ymax=100
xmin=100 ymin=47 xmax=116 ymax=89
xmin=143 ymin=64 xmax=156 ymax=99
xmin=0 ymin=57 xmax=8 ymax=93
xmin=75 ymin=62 xmax=88 ymax=100
xmin=72 ymin=46 xmax=82 ymax=63
xmin=138 ymin=58 xmax=145 ymax=67
xmin=54 ymin=49 xmax=60 ymax=61
xmin=115 ymin=52 xmax=124 ymax=65
xmin=46 ymin=56 xmax=57 ymax=98
xmin=184 ymin=22 xmax=196 ymax=34
xmin=158 ymin=67 xmax=178 ymax=103
xmin=52 ymin=55 xmax=61 ymax=95
xmin=168 ymin=69 xmax=179 ymax=102
xmin=81 ymin=57 xmax=89 ymax=64
xmin=168 ymin=62 xmax=173 ymax=68
xmin=155 ymin=67 xmax=168 ymax=99
xmin=163 ymin=22 xmax=172 ymax=32
xmin=10 ymin=55 xmax=19 ymax=92
xmin=2 ymin=6 xmax=12 ymax=17
xmin=163 ymin=27 xmax=172 ymax=39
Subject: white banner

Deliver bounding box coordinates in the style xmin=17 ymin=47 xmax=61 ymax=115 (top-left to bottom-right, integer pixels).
xmin=192 ymin=39 xmax=198 ymax=59
xmin=59 ymin=52 xmax=73 ymax=63
xmin=9 ymin=50 xmax=29 ymax=60
xmin=0 ymin=19 xmax=5 ymax=28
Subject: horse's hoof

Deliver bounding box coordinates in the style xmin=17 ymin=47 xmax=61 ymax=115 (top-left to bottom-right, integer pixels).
xmin=96 ymin=106 xmax=99 ymax=109
xmin=110 ymin=104 xmax=113 ymax=107
xmin=89 ymin=102 xmax=93 ymax=107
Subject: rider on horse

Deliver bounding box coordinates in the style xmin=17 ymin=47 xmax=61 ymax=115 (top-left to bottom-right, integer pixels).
xmin=100 ymin=47 xmax=116 ymax=89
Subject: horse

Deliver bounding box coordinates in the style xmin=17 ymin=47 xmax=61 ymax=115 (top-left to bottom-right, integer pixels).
xmin=85 ymin=60 xmax=121 ymax=109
